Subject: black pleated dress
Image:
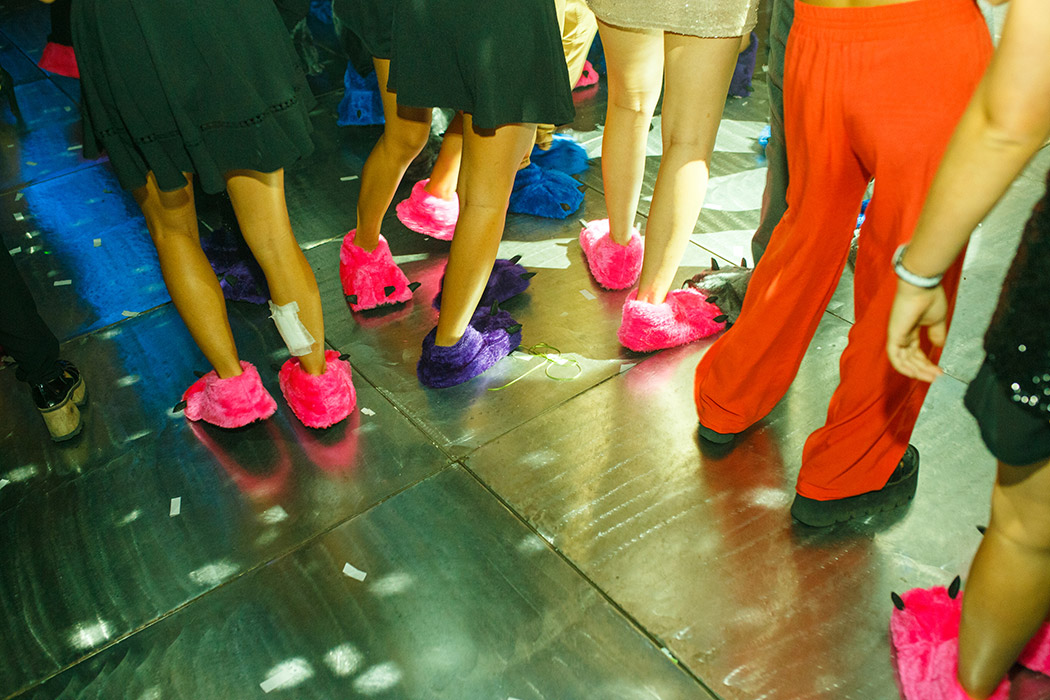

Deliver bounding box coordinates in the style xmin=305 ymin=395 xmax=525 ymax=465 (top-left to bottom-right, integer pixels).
xmin=388 ymin=0 xmax=574 ymax=130
xmin=71 ymin=0 xmax=316 ymax=194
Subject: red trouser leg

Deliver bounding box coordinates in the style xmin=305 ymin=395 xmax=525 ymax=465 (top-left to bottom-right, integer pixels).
xmin=693 ymin=9 xmax=871 ymax=435
xmin=796 ymin=4 xmax=992 ymax=501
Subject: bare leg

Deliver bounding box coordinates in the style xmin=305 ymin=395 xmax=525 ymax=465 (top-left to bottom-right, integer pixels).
xmin=958 ymin=457 xmax=1050 ymax=698
xmin=434 ymin=115 xmax=536 ymax=346
xmin=636 ymin=33 xmax=739 ymax=304
xmin=355 ymin=57 xmax=432 ymax=251
xmin=225 ymin=168 xmax=326 ymax=376
xmin=597 ymin=20 xmax=663 ymax=247
xmin=134 ymin=173 xmax=242 ymax=379
xmin=424 ymin=112 xmax=463 ymax=200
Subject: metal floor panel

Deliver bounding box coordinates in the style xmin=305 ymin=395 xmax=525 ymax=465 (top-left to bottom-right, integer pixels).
xmin=0 ymin=304 xmax=449 ymax=697
xmin=467 ymin=316 xmax=996 ymax=700
xmin=25 ymin=468 xmax=708 ymax=700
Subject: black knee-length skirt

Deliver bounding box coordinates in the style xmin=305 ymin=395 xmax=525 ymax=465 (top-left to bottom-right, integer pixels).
xmin=388 ymin=0 xmax=574 ymax=130
xmin=72 ymin=0 xmax=316 ymax=194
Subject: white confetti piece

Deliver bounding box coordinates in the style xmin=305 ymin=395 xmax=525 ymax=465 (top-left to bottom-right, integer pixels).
xmin=579 ymin=289 xmax=596 ymax=300
xmin=260 ymin=505 xmax=288 ymax=524
xmin=8 ymin=247 xmax=21 ymax=255
xmin=13 ymin=212 xmax=24 ymax=221
xmin=360 ymin=407 xmax=376 ymax=416
xmin=93 ymin=238 xmax=102 ymax=247
xmin=53 ymin=280 xmax=72 ymax=287
xmin=260 ymin=659 xmax=314 ymax=693
xmin=169 ymin=497 xmax=181 ymax=517
xmin=67 ymin=144 xmax=83 ymax=151
xmin=116 ymin=375 xmax=140 ymax=387
xmin=619 ymin=363 xmax=636 ymax=373
xmin=0 ymin=478 xmax=9 ymax=492
xmin=121 ymin=310 xmax=140 ymax=317
xmin=340 ymin=175 xmax=359 ymax=181
xmin=342 ymin=562 xmax=367 ymax=581
xmin=14 ymin=192 xmax=23 ymax=200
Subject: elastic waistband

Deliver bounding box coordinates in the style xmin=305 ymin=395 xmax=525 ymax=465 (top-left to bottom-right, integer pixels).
xmin=792 ymin=0 xmax=983 ymax=41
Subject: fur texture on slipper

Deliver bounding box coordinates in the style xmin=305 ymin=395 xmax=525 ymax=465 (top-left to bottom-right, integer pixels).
xmin=278 ymin=350 xmax=357 ymax=429
xmin=396 ymin=178 xmax=459 ymax=241
xmin=618 ymin=288 xmax=726 ymax=352
xmin=580 ymin=218 xmax=643 ymax=290
xmin=339 ymin=229 xmax=416 ymax=311
xmin=508 ymin=164 xmax=584 ymax=219
xmin=182 ymin=361 xmax=276 ymax=429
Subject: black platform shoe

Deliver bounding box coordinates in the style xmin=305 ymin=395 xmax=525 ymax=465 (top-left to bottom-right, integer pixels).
xmin=0 ymin=66 xmax=22 ymax=123
xmin=31 ymin=360 xmax=87 ymax=442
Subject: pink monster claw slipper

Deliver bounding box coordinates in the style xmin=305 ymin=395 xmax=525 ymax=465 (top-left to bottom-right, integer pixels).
xmin=580 ymin=219 xmax=643 ymax=290
xmin=618 ymin=288 xmax=726 ymax=352
xmin=181 ymin=361 xmax=277 ymax=429
xmin=574 ymin=60 xmax=599 ymax=89
xmin=890 ymin=579 xmax=1050 ymax=700
xmin=278 ymin=350 xmax=357 ymax=429
xmin=339 ymin=230 xmax=420 ymax=311
xmin=395 ymin=179 xmax=459 ymax=241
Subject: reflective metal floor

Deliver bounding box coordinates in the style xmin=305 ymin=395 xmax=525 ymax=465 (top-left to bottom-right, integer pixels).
xmin=2 ymin=2 xmax=1048 ymax=698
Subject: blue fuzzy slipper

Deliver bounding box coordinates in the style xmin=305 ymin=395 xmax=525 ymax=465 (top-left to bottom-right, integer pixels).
xmin=531 ymin=135 xmax=589 ymax=176
xmin=337 ymin=64 xmax=384 ymax=126
xmin=417 ymin=307 xmax=522 ymax=388
xmin=433 ymin=256 xmax=535 ymax=310
xmin=508 ymin=164 xmax=584 ymax=219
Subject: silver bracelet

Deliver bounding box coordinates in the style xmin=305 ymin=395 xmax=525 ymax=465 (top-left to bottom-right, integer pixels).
xmin=893 ymin=244 xmax=943 ymax=289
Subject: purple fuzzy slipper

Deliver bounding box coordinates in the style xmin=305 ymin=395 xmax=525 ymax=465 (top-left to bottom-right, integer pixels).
xmin=339 ymin=229 xmax=419 ymax=311
xmin=417 ymin=308 xmax=523 ymax=388
xmin=618 ymin=288 xmax=726 ymax=352
xmin=728 ymin=32 xmax=758 ymax=98
xmin=395 ymin=179 xmax=459 ymax=241
xmin=433 ymin=256 xmax=535 ymax=310
xmin=580 ymin=219 xmax=643 ymax=290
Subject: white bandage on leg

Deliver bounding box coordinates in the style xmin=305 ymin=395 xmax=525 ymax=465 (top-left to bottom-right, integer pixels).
xmin=268 ymin=300 xmax=316 ymax=356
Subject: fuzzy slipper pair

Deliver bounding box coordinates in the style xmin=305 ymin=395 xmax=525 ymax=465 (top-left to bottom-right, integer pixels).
xmin=890 ymin=581 xmax=1050 ymax=700
xmin=417 ymin=306 xmax=522 ymax=388
xmin=619 ymin=289 xmax=727 ymax=353
xmin=339 ymin=229 xmax=420 ymax=311
xmin=182 ymin=351 xmax=356 ymax=430
xmin=432 ymin=256 xmax=535 ymax=311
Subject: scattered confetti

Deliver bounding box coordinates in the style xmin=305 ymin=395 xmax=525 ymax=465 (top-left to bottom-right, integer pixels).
xmin=12 ymin=212 xmax=23 ymax=221
xmin=579 ymin=289 xmax=596 ymax=300
xmin=360 ymin=407 xmax=376 ymax=416
xmin=53 ymin=280 xmax=72 ymax=287
xmin=14 ymin=192 xmax=22 ymax=200
xmin=121 ymin=310 xmax=140 ymax=317
xmin=169 ymin=497 xmax=181 ymax=517
xmin=67 ymin=144 xmax=83 ymax=151
xmin=342 ymin=562 xmax=367 ymax=582
xmin=0 ymin=478 xmax=9 ymax=492
xmin=93 ymin=238 xmax=102 ymax=247
xmin=260 ymin=660 xmax=314 ymax=693
xmin=340 ymin=175 xmax=359 ymax=181
xmin=8 ymin=247 xmax=21 ymax=255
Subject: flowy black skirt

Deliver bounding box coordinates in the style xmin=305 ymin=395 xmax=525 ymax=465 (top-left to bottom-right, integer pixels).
xmin=72 ymin=0 xmax=316 ymax=194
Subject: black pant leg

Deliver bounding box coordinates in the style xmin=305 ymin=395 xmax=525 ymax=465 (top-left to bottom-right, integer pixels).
xmin=0 ymin=247 xmax=60 ymax=384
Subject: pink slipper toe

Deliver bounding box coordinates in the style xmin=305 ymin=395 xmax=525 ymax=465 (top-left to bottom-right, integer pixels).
xmin=395 ymin=179 xmax=459 ymax=241
xmin=182 ymin=361 xmax=277 ymax=429
xmin=339 ymin=230 xmax=418 ymax=311
xmin=617 ymin=288 xmax=726 ymax=352
xmin=580 ymin=219 xmax=642 ymax=290
xmin=278 ymin=349 xmax=357 ymax=429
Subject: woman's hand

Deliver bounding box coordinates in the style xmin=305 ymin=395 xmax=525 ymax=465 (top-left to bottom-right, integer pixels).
xmin=886 ymin=281 xmax=948 ymax=383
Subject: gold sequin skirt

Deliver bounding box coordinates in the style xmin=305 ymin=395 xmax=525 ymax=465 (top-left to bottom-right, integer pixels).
xmin=587 ymin=0 xmax=757 ymax=37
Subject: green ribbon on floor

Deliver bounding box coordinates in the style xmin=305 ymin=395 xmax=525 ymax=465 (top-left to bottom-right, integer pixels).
xmin=488 ymin=343 xmax=582 ymax=391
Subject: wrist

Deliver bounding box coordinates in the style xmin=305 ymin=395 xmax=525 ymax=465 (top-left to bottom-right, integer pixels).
xmin=894 ymin=244 xmax=944 ymax=289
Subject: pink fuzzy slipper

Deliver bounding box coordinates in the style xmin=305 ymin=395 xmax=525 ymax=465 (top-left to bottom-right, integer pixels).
xmin=574 ymin=60 xmax=599 ymax=89
xmin=580 ymin=219 xmax=643 ymax=290
xmin=278 ymin=349 xmax=357 ymax=429
xmin=890 ymin=582 xmax=1050 ymax=700
xmin=182 ymin=361 xmax=277 ymax=429
xmin=339 ymin=230 xmax=419 ymax=311
xmin=395 ymin=179 xmax=459 ymax=241
xmin=618 ymin=288 xmax=726 ymax=352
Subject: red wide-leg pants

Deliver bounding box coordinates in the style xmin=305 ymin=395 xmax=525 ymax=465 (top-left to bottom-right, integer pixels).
xmin=694 ymin=0 xmax=992 ymax=501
